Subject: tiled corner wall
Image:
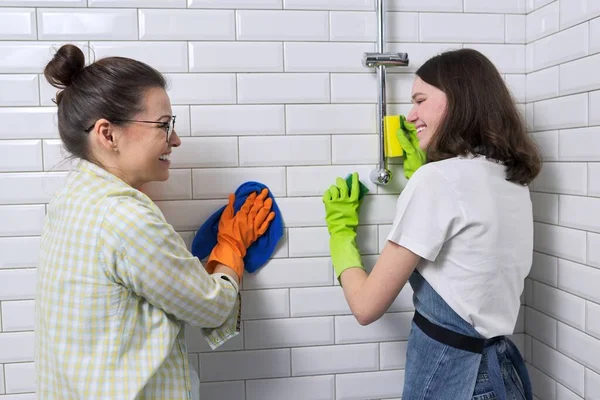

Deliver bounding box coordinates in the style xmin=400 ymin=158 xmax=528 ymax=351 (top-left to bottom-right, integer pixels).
xmin=525 ymin=1 xmax=600 ymax=399
xmin=0 ymin=1 xmax=529 ymax=399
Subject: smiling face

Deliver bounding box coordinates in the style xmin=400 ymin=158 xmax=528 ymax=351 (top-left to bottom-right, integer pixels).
xmin=90 ymin=87 xmax=182 ymax=189
xmin=406 ymin=76 xmax=448 ymax=150
xmin=115 ymin=87 xmax=181 ymax=188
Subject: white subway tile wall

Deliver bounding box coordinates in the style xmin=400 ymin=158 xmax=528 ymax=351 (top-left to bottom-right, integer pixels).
xmin=527 ymin=2 xmax=559 ymax=43
xmin=505 ymin=14 xmax=527 ymax=44
xmin=527 ymin=2 xmax=600 ymax=398
xmin=0 ymin=1 xmax=596 ymax=399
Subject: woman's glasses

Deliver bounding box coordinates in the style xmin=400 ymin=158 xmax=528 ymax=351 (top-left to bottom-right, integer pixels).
xmin=84 ymin=115 xmax=177 ymax=143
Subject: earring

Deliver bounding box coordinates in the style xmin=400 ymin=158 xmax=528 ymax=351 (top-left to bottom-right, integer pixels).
xmin=112 ymin=146 xmax=118 ymax=152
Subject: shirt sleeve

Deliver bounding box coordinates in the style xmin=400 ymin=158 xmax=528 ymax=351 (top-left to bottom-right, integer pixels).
xmin=387 ymin=164 xmax=465 ymax=261
xmin=98 ymin=195 xmax=239 ymax=330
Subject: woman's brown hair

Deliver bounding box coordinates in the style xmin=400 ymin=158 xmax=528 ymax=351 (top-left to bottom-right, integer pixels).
xmin=44 ymin=44 xmax=166 ymax=161
xmin=416 ymin=48 xmax=541 ymax=185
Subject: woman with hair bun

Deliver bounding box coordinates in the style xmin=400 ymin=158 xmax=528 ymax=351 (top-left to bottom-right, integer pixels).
xmin=36 ymin=44 xmax=275 ymax=399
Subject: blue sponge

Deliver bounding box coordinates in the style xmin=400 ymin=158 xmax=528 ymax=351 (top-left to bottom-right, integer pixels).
xmin=191 ymin=182 xmax=284 ymax=273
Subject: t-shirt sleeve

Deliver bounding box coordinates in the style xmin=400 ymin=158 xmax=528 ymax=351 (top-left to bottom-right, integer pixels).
xmin=387 ymin=164 xmax=465 ymax=261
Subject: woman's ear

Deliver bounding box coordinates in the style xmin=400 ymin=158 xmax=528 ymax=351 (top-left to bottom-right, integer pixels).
xmin=91 ymin=119 xmax=118 ymax=152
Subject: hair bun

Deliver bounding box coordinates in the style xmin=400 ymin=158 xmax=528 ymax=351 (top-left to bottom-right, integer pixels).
xmin=44 ymin=44 xmax=85 ymax=90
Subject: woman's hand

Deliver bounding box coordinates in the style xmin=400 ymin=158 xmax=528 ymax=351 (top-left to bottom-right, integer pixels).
xmin=396 ymin=115 xmax=427 ymax=179
xmin=323 ymin=172 xmax=366 ymax=283
xmin=206 ymin=188 xmax=275 ymax=279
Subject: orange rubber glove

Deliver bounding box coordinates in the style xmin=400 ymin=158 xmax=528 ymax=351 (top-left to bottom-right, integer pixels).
xmin=206 ymin=188 xmax=275 ymax=279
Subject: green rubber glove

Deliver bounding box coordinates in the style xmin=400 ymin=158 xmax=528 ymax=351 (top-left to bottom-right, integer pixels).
xmin=396 ymin=115 xmax=427 ymax=179
xmin=322 ymin=172 xmax=367 ymax=282
xmin=345 ymin=174 xmax=369 ymax=202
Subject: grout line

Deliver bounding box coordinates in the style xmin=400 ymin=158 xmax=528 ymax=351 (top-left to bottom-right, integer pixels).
xmin=135 ymin=7 xmax=140 ymax=40
xmin=1 ymin=363 xmax=5 ymax=396
xmin=529 ymin=280 xmax=600 ymax=323
xmin=243 ymin=367 xmax=247 ymax=399
xmin=504 ymin=14 xmax=507 ymax=44
xmin=241 ymin=320 xmax=245 ymax=349
xmin=186 ymin=42 xmax=191 ymax=73
xmin=528 ymin=18 xmax=589 ymax=46
xmin=234 ymin=10 xmax=239 ymax=41
xmin=525 ymin=2 xmax=529 ymax=44
xmin=283 ymin=104 xmax=288 ymax=135
xmin=284 ymin=166 xmax=288 ymax=197
xmin=328 ymin=73 xmax=332 ymax=104
xmin=288 ymin=347 xmax=292 ymax=379
xmin=584 ymin=300 xmax=589 ymax=332
xmin=333 ymin=373 xmax=336 ymax=399
xmin=0 ymin=6 xmax=534 ymax=13
xmin=34 ymin=8 xmax=39 ymax=41
xmin=558 ymin=380 xmax=583 ymax=399
xmin=189 ymin=167 xmax=194 ymax=200
xmin=584 ymin=228 xmax=589 ymax=265
xmin=417 ymin=11 xmax=421 ymax=42
xmin=40 ymin=136 xmax=45 ymax=172
xmin=522 ymin=304 xmax=528 ymax=337
xmin=234 ymin=73 xmax=239 ymax=104
xmin=328 ymin=11 xmax=331 ymax=41
xmin=329 ymin=134 xmax=333 ymax=166
xmin=37 ymin=73 xmax=42 ymax=107
xmin=524 ymin=359 xmax=556 ymax=383
xmin=286 ymin=287 xmax=291 ymax=318
xmin=282 ymin=40 xmax=287 ymax=73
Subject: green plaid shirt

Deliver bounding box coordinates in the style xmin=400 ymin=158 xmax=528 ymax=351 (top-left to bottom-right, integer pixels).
xmin=36 ymin=159 xmax=240 ymax=399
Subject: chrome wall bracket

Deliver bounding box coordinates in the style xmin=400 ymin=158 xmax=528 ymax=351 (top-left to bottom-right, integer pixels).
xmin=365 ymin=0 xmax=410 ymax=185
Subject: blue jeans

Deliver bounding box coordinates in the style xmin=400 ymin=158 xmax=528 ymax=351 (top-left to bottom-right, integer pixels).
xmin=472 ymin=341 xmax=527 ymax=400
xmin=402 ymin=271 xmax=531 ymax=400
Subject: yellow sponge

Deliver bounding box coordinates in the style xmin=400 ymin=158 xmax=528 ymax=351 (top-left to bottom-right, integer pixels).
xmin=384 ymin=115 xmax=403 ymax=157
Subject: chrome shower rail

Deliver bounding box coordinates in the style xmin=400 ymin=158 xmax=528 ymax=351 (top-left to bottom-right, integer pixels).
xmin=363 ymin=0 xmax=409 ymax=185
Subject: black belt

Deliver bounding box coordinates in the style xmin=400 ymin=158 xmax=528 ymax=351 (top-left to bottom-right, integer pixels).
xmin=413 ymin=309 xmax=496 ymax=353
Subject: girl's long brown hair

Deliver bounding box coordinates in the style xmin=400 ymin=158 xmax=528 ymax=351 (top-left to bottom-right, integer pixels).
xmin=417 ymin=48 xmax=542 ymax=185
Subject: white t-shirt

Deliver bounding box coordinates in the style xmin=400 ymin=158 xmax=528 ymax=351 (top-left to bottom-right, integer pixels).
xmin=387 ymin=155 xmax=533 ymax=338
